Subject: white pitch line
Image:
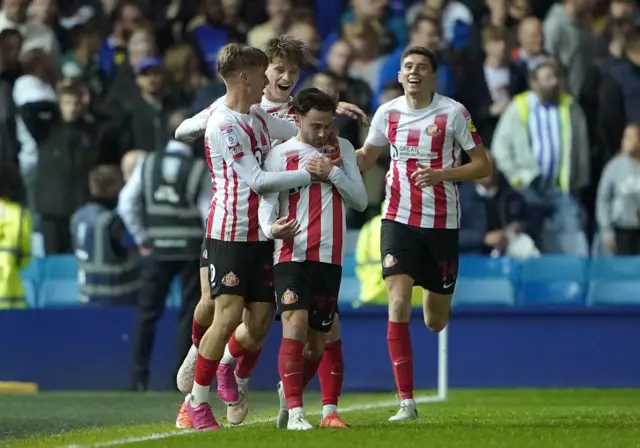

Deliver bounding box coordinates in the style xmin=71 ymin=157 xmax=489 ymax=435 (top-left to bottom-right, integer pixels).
xmin=61 ymin=394 xmax=444 ymax=448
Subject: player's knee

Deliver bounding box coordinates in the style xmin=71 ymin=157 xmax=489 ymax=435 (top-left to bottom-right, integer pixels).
xmin=246 ymin=310 xmax=273 ymax=340
xmin=281 ymin=311 xmax=308 ymax=340
xmin=302 ymin=344 xmax=323 ymax=361
xmin=424 ymin=314 xmax=447 ymax=333
xmin=388 ymin=294 xmax=410 ymax=319
xmin=214 ymin=295 xmax=244 ymax=332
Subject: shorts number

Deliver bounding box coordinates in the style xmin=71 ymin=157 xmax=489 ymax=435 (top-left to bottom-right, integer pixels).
xmin=254 ymin=149 xmax=263 ymax=166
xmin=209 ymin=264 xmax=216 ymax=287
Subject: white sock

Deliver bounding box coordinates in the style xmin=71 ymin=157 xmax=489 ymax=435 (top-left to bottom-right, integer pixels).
xmin=236 ymin=375 xmax=249 ymax=386
xmin=402 ymin=398 xmax=416 ymax=407
xmin=220 ymin=344 xmax=236 ymax=365
xmin=289 ymin=406 xmax=304 ymax=419
xmin=191 ymin=382 xmax=210 ymax=407
xmin=322 ymin=404 xmax=337 ymax=419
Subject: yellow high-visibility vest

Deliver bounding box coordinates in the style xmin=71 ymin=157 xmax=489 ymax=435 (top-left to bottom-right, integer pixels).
xmin=0 ymin=198 xmax=32 ymax=309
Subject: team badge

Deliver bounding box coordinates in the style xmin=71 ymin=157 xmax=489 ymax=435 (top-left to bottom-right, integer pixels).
xmin=221 ymin=272 xmax=239 ymax=287
xmin=426 ymin=124 xmax=441 ymax=136
xmin=281 ymin=289 xmax=298 ymax=305
xmin=383 ymin=254 xmax=397 ymax=268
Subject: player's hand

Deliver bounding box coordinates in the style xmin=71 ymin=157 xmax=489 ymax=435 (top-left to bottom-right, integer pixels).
xmin=138 ymin=242 xmax=152 ymax=256
xmin=306 ymin=156 xmax=334 ymax=181
xmin=336 ymin=101 xmax=370 ymax=126
xmin=411 ymin=163 xmax=445 ymax=188
xmin=271 ymin=217 xmax=301 ymax=240
xmin=321 ymin=132 xmax=342 ymax=166
xmin=484 ymin=229 xmax=506 ymax=247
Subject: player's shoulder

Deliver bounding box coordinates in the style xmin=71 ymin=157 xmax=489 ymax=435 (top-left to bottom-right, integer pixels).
xmin=209 ymin=95 xmax=226 ymax=110
xmin=337 ymin=136 xmax=355 ymax=152
xmin=434 ymin=93 xmax=469 ymax=117
xmin=250 ymin=103 xmax=269 ymax=119
xmin=375 ymin=96 xmax=405 ymax=116
xmin=270 ymin=137 xmax=297 ymax=154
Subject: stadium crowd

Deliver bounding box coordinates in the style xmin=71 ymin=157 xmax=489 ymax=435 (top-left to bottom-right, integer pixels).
xmin=0 ymin=0 xmax=640 ymax=299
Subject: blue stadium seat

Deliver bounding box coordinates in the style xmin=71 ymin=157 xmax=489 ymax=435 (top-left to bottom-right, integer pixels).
xmin=23 ymin=280 xmax=37 ymax=308
xmin=38 ymin=279 xmax=79 ymax=307
xmin=342 ymin=253 xmax=356 ymax=278
xmin=517 ymin=256 xmax=587 ymax=305
xmin=42 ymin=255 xmax=77 ymax=280
xmin=339 ymin=277 xmax=360 ymax=304
xmin=587 ymin=257 xmax=640 ymax=306
xmin=344 ymin=229 xmax=360 ymax=255
xmin=453 ymin=256 xmax=516 ymax=306
xmin=166 ymin=278 xmax=181 ymax=308
xmin=20 ymin=258 xmax=42 ymax=284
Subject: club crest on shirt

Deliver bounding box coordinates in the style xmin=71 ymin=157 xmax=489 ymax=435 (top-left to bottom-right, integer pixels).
xmin=426 ymin=124 xmax=441 ymax=136
xmin=281 ymin=289 xmax=298 ymax=305
xmin=221 ymin=272 xmax=239 ymax=287
xmin=383 ymin=254 xmax=397 ymax=268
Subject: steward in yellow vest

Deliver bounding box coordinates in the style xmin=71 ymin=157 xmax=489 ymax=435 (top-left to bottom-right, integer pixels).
xmin=0 ymin=164 xmax=32 ymax=309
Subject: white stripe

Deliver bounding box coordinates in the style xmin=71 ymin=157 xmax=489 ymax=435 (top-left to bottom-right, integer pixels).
xmin=61 ymin=394 xmax=445 ymax=448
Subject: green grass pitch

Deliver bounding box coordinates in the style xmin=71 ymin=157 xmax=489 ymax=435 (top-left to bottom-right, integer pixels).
xmin=2 ymin=389 xmax=640 ymax=447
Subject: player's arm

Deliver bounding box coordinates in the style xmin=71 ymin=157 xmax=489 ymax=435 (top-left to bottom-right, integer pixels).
xmin=356 ymin=107 xmax=389 ymax=172
xmin=212 ymin=120 xmax=312 ymax=194
xmin=326 ymin=139 xmax=368 ymax=211
xmin=117 ymin=157 xmax=149 ymax=245
xmin=261 ymin=107 xmax=299 ymax=140
xmin=174 ymin=107 xmax=214 ymax=142
xmin=258 ymin=152 xmax=301 ymax=239
xmin=412 ymin=106 xmax=491 ymax=187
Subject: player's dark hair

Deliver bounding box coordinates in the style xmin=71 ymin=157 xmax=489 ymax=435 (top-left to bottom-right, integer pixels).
xmin=410 ymin=15 xmax=441 ymax=36
xmin=292 ymin=88 xmax=337 ymax=116
xmin=216 ymin=43 xmax=269 ymax=78
xmin=263 ymin=36 xmax=307 ymax=69
xmin=400 ymin=46 xmax=438 ymax=72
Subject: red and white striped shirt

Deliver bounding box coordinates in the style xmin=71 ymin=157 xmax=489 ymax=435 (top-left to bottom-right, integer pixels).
xmin=365 ymin=94 xmax=482 ymax=229
xmin=203 ymin=103 xmax=302 ymax=241
xmin=260 ymin=137 xmax=367 ymax=266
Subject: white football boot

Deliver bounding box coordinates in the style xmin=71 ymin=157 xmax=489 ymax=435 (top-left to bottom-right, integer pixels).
xmin=388 ymin=398 xmax=418 ymax=421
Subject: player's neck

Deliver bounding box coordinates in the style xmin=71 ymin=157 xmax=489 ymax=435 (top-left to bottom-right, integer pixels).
xmin=224 ymin=90 xmax=254 ymax=115
xmin=263 ymin=90 xmax=289 ymax=105
xmin=405 ymin=91 xmax=434 ymax=110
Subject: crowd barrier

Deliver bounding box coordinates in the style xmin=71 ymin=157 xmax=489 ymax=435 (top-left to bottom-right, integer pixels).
xmin=3 ymin=254 xmax=640 ymax=390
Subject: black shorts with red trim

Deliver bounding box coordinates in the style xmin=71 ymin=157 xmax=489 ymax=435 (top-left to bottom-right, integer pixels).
xmin=380 ymin=219 xmax=459 ymax=294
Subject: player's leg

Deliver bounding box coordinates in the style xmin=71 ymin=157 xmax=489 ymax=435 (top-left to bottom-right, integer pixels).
xmin=381 ymin=220 xmax=419 ymax=421
xmin=274 ymin=262 xmax=313 ymax=430
xmin=185 ymin=240 xmax=248 ymax=431
xmin=317 ymin=313 xmax=348 ymax=427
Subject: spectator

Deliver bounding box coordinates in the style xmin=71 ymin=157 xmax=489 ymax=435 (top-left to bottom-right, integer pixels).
xmin=34 ymin=83 xmax=103 ymax=255
xmin=342 ymin=19 xmax=385 ymax=93
xmin=220 ymin=0 xmax=249 ymax=42
xmin=378 ymin=16 xmax=455 ymax=107
xmin=492 ymin=60 xmax=590 ymax=256
xmin=458 ymin=25 xmax=528 ymax=147
xmin=163 ymin=43 xmax=208 ymax=104
xmin=121 ymin=148 xmax=145 ymax=181
xmin=123 ymin=57 xmax=186 ymax=153
xmin=406 ymin=0 xmax=473 ymax=50
xmin=543 ymin=0 xmax=593 ymax=97
xmin=598 ymin=27 xmax=640 ymax=164
xmin=0 ymin=163 xmax=31 ymax=309
xmin=59 ymin=17 xmax=104 ymax=95
xmin=343 ymin=0 xmax=403 ymax=53
xmin=323 ymin=39 xmax=371 ymax=112
xmin=286 ymin=19 xmax=321 ymax=87
xmin=512 ymin=16 xmax=550 ymax=71
xmin=596 ymin=123 xmax=640 ymax=255
xmin=186 ymin=0 xmax=244 ymax=74
xmin=98 ymin=0 xmax=144 ymax=79
xmin=0 ymin=28 xmax=22 ymax=165
xmin=378 ymin=80 xmax=403 ymax=105
xmin=0 ymin=0 xmax=58 ymax=55
xmin=29 ymin=0 xmax=68 ymax=52
xmin=71 ymin=165 xmax=141 ymax=306
xmin=476 ymin=0 xmax=525 ymax=50
xmin=13 ymin=48 xmax=57 ymax=211
xmin=459 ymin=154 xmax=536 ymax=256
xmin=247 ymin=0 xmax=292 ymax=49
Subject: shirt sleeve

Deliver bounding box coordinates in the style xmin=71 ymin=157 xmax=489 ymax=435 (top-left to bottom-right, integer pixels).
xmin=117 ymin=157 xmax=148 ymax=245
xmin=327 ymin=139 xmax=368 ymax=211
xmin=452 ymin=103 xmax=482 ymax=151
xmin=209 ymin=119 xmax=254 ymax=164
xmin=262 ymin=108 xmax=298 ymax=141
xmin=174 ymin=106 xmax=214 ymax=142
xmin=364 ymin=106 xmax=390 ymax=147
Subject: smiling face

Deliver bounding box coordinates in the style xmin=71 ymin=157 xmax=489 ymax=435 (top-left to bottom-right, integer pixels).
xmin=264 ymin=58 xmax=300 ymax=103
xmin=398 ymin=51 xmax=436 ymax=95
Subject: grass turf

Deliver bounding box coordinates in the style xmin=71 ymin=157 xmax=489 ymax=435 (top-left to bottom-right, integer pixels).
xmin=2 ymin=389 xmax=640 ymax=447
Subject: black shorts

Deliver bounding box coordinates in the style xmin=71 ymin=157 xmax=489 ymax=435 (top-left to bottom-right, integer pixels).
xmin=202 ymin=238 xmax=274 ymax=303
xmin=273 ymin=261 xmax=341 ymax=333
xmin=199 ymin=239 xmax=208 ymax=268
xmin=380 ymin=219 xmax=459 ymax=294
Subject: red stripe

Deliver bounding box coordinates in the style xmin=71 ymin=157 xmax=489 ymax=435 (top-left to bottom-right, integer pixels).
xmin=237 ymin=120 xmax=261 ymax=241
xmin=406 ymin=128 xmax=422 ymax=227
xmin=331 ymin=187 xmax=343 ymax=265
xmin=220 ymin=160 xmax=230 ymax=239
xmin=254 ymin=111 xmax=271 ymax=143
xmin=451 ymin=133 xmax=460 ymax=227
xmin=305 ymin=183 xmax=323 ymax=262
xmin=384 ymin=111 xmax=401 ymax=220
xmin=230 ymin=170 xmax=239 ymax=240
xmin=278 ymin=152 xmax=299 ymax=263
xmin=431 ymin=114 xmax=449 ymax=228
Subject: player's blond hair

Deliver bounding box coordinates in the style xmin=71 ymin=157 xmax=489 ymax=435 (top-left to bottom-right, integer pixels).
xmin=216 ymin=43 xmax=269 ymax=79
xmin=263 ymin=36 xmax=307 ymax=69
